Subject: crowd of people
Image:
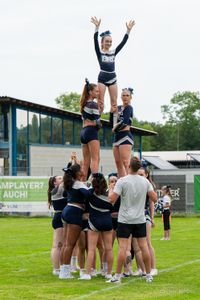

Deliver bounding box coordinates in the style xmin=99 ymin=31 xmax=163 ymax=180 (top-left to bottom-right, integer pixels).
xmin=47 ymin=17 xmax=172 ymax=284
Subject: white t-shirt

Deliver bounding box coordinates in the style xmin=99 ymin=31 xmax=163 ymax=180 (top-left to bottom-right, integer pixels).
xmin=113 ymin=174 xmax=154 ymax=224
xmin=162 ymin=195 xmax=171 ymax=210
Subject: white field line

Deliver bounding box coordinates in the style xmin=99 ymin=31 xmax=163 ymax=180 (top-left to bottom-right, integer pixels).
xmin=73 ymin=259 xmax=200 ymax=300
xmin=1 ymin=251 xmax=50 ymax=260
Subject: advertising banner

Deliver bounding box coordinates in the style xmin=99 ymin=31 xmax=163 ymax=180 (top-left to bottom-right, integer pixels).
xmin=153 ymin=175 xmax=186 ymax=212
xmin=0 ymin=177 xmax=49 ymax=212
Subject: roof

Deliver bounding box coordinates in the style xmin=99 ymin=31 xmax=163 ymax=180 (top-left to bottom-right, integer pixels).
xmin=143 ymin=150 xmax=200 ymax=161
xmin=0 ymin=96 xmax=157 ymax=137
xmin=143 ymin=155 xmax=178 ymax=170
xmin=187 ymin=153 xmax=200 ymax=163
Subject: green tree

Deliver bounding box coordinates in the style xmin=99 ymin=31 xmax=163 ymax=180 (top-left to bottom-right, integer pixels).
xmin=55 ymin=92 xmax=81 ymax=112
xmin=161 ymin=91 xmax=200 ymax=150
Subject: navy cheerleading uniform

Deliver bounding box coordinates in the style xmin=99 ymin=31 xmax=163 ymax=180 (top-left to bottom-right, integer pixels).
xmin=51 ymin=183 xmax=68 ymax=229
xmin=145 ymin=196 xmax=152 ymax=225
xmin=94 ymin=29 xmax=129 ymax=86
xmin=111 ymin=196 xmax=121 ymax=230
xmin=88 ymin=190 xmax=113 ymax=232
xmin=110 ymin=104 xmax=134 ymax=146
xmin=62 ymin=181 xmax=92 ymax=227
xmin=80 ymin=100 xmax=101 ymax=144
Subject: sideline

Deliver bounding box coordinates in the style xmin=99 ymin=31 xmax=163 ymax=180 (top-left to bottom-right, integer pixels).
xmin=73 ymin=259 xmax=200 ymax=300
xmin=1 ymin=251 xmax=50 ymax=260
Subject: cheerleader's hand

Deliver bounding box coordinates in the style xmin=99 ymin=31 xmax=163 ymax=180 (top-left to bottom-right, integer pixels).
xmin=91 ymin=16 xmax=101 ymax=28
xmin=151 ymin=219 xmax=155 ymax=228
xmin=126 ymin=20 xmax=135 ymax=33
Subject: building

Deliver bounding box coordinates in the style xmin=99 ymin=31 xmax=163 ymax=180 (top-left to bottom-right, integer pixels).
xmin=0 ymin=96 xmax=157 ymax=176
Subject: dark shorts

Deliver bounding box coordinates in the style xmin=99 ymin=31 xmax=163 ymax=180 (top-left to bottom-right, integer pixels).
xmin=82 ymin=219 xmax=89 ymax=231
xmin=88 ymin=211 xmax=112 ymax=232
xmin=61 ymin=205 xmax=83 ymax=227
xmin=117 ymin=222 xmax=146 ymax=238
xmin=113 ymin=130 xmax=134 ymax=146
xmin=163 ymin=209 xmax=170 ymax=230
xmin=112 ymin=217 xmax=118 ymax=231
xmin=80 ymin=126 xmax=99 ymax=144
xmin=98 ymin=71 xmax=117 ymax=87
xmin=52 ymin=212 xmax=63 ymax=229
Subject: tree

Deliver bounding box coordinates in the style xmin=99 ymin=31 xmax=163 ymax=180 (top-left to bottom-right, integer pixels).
xmin=161 ymin=91 xmax=200 ymax=150
xmin=55 ymin=92 xmax=81 ymax=112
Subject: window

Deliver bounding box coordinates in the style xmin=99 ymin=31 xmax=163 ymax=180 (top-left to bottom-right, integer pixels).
xmin=0 ymin=104 xmax=9 ymax=142
xmin=29 ymin=112 xmax=40 ymax=143
xmin=52 ymin=117 xmax=62 ymax=144
xmin=16 ymin=109 xmax=28 ymax=174
xmin=41 ymin=114 xmax=51 ymax=144
xmin=63 ymin=119 xmax=73 ymax=145
xmin=73 ymin=120 xmax=82 ymax=145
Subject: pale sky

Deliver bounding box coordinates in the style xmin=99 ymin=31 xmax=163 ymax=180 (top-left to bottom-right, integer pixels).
xmin=0 ymin=0 xmax=200 ymax=122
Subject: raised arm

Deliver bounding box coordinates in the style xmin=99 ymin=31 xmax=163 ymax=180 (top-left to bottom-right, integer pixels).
xmin=91 ymin=16 xmax=101 ymax=57
xmin=115 ymin=20 xmax=135 ymax=55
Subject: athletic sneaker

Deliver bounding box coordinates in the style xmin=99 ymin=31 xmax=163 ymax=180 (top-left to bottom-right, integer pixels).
xmin=122 ymin=272 xmax=130 ymax=278
xmin=145 ymin=274 xmax=153 ymax=283
xmin=59 ymin=272 xmax=74 ymax=279
xmin=105 ymin=274 xmax=113 ymax=280
xmin=91 ymin=269 xmax=98 ymax=277
xmin=150 ymin=268 xmax=158 ymax=276
xmin=78 ymin=273 xmax=91 ymax=280
xmin=131 ymin=269 xmax=143 ymax=276
xmin=71 ymin=265 xmax=80 ymax=272
xmin=107 ymin=274 xmax=121 ymax=283
xmin=160 ymin=237 xmax=167 ymax=240
xmin=52 ymin=269 xmax=60 ymax=276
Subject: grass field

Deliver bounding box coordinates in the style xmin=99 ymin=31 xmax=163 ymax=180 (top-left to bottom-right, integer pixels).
xmin=0 ymin=216 xmax=200 ymax=300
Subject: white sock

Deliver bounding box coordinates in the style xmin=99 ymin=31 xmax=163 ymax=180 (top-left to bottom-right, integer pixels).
xmin=70 ymin=256 xmax=78 ymax=267
xmin=102 ymin=262 xmax=108 ymax=272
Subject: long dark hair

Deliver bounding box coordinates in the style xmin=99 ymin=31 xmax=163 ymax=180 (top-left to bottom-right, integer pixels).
xmin=47 ymin=176 xmax=57 ymax=208
xmin=140 ymin=167 xmax=156 ymax=189
xmin=63 ymin=163 xmax=81 ymax=190
xmin=80 ymin=79 xmax=97 ymax=113
xmin=92 ymin=173 xmax=107 ymax=196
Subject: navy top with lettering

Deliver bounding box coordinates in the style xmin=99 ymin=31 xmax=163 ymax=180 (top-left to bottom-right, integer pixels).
xmin=82 ymin=100 xmax=100 ymax=122
xmin=111 ymin=196 xmax=121 ymax=213
xmin=51 ymin=183 xmax=68 ymax=211
xmin=110 ymin=104 xmax=133 ymax=130
xmin=94 ymin=30 xmax=129 ymax=73
xmin=66 ymin=181 xmax=92 ymax=205
xmin=88 ymin=189 xmax=113 ymax=213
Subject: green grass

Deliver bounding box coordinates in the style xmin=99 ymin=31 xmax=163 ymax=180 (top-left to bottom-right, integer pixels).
xmin=0 ymin=216 xmax=200 ymax=300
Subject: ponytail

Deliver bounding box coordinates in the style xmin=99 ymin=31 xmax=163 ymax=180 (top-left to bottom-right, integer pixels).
xmin=162 ymin=185 xmax=173 ymax=200
xmin=63 ymin=163 xmax=81 ymax=190
xmin=80 ymin=79 xmax=97 ymax=113
xmin=47 ymin=176 xmax=56 ymax=208
xmin=92 ymin=173 xmax=107 ymax=195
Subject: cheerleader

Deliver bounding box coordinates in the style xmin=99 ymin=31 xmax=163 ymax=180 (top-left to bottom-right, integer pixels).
xmin=80 ymin=173 xmax=113 ymax=280
xmin=47 ymin=175 xmax=68 ymax=276
xmin=59 ymin=163 xmax=91 ymax=279
xmin=91 ymin=16 xmax=135 ymax=127
xmin=80 ymin=79 xmax=101 ymax=180
xmin=160 ymin=185 xmax=172 ymax=240
xmin=111 ymin=87 xmax=134 ymax=177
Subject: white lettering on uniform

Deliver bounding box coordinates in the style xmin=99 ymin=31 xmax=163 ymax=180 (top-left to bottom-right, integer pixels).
xmin=102 ymin=55 xmax=115 ymax=63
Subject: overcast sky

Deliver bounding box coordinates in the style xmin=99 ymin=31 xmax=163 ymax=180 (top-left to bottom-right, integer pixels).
xmin=1 ymin=0 xmax=200 ymax=122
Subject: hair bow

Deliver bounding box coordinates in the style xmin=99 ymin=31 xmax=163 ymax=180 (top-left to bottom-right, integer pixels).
xmin=100 ymin=30 xmax=111 ymax=37
xmin=92 ymin=172 xmax=104 ymax=179
xmin=122 ymin=87 xmax=134 ymax=95
xmin=62 ymin=166 xmax=73 ymax=175
xmin=108 ymin=172 xmax=118 ymax=178
xmin=85 ymin=78 xmax=90 ymax=92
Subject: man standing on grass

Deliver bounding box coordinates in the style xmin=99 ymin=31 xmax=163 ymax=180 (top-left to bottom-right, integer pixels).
xmin=108 ymin=156 xmax=157 ymax=283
